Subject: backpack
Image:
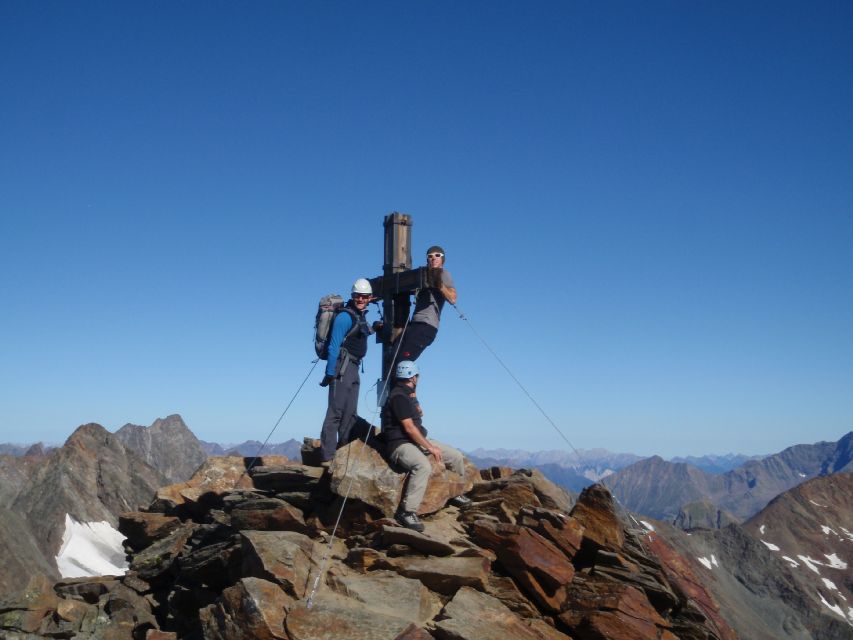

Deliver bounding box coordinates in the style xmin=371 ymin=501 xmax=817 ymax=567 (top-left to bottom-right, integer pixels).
xmin=314 ymin=294 xmax=358 ymax=360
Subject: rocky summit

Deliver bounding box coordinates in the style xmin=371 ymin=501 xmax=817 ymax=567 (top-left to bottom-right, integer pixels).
xmin=0 ymin=438 xmax=735 ymax=640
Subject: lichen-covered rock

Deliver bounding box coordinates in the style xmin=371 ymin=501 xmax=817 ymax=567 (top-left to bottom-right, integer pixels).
xmin=373 ymin=555 xmax=491 ymax=596
xmin=286 ymin=592 xmax=413 ymax=640
xmin=199 ymin=577 xmax=291 ymax=640
xmin=434 ymin=587 xmax=571 ymax=640
xmin=229 ymin=497 xmax=307 ymax=533
xmin=119 ymin=512 xmax=182 ymax=551
xmin=240 ymin=530 xmax=318 ymax=598
xmin=327 ymin=570 xmax=442 ymax=625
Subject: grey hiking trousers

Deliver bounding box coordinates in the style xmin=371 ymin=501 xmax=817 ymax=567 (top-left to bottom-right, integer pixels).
xmin=389 ymin=440 xmax=465 ymax=513
xmin=320 ymin=359 xmax=360 ymax=461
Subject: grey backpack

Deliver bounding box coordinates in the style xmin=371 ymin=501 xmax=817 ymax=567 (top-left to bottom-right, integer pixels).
xmin=314 ymin=294 xmax=357 ymax=360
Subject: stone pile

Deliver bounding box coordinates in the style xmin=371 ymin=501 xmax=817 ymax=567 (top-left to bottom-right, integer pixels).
xmin=0 ymin=440 xmax=736 ymax=639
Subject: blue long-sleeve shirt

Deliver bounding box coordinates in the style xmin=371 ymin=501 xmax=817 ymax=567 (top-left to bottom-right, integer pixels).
xmin=325 ymin=311 xmax=354 ymax=376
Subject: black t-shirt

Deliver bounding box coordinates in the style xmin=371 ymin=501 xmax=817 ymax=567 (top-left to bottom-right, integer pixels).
xmin=381 ymin=385 xmax=427 ymax=454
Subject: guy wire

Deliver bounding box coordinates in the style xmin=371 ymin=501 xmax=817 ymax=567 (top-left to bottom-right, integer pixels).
xmin=232 ymin=358 xmax=320 ymax=489
xmin=451 ymin=303 xmax=653 ymax=550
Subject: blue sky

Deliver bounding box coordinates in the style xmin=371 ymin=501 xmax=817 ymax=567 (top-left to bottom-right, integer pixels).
xmin=1 ymin=2 xmax=851 ymax=457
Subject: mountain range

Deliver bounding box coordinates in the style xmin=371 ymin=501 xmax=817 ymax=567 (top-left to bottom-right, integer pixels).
xmin=1 ymin=414 xmax=851 ymax=636
xmin=604 ymin=432 xmax=853 ymax=522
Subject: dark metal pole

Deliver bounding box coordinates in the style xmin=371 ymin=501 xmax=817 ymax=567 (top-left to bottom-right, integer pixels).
xmin=380 ymin=212 xmax=412 ymax=402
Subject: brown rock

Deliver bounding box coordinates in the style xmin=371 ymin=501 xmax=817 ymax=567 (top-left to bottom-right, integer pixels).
xmin=434 ymin=587 xmax=572 ymax=640
xmin=286 ymin=593 xmax=412 ymax=640
xmin=327 ymin=570 xmax=442 ymax=625
xmin=199 ymin=577 xmax=291 ymax=640
xmin=54 ymin=575 xmax=119 ymax=603
xmin=241 ymin=530 xmax=318 ymax=598
xmin=375 ymin=555 xmax=491 ymax=596
xmin=479 ymin=466 xmax=514 ymax=480
xmin=119 ymin=512 xmax=182 ymax=551
xmin=536 ymin=515 xmax=584 ymax=559
xmin=380 ymin=525 xmax=455 ymax=556
xmin=569 ymin=483 xmax=625 ymax=551
xmin=468 ymin=478 xmax=541 ymax=518
xmin=394 ymin=624 xmax=434 ymax=639
xmin=146 ymin=631 xmax=178 ymax=640
xmin=154 ymin=456 xmax=274 ymax=510
xmin=229 ymin=498 xmax=308 ymax=533
xmin=249 ymin=464 xmax=325 ymax=492
xmin=0 ymin=574 xmax=59 ymax=633
xmin=328 ymin=440 xmax=476 ymax=517
xmin=526 ymin=469 xmax=575 ymax=513
xmin=300 ymin=437 xmax=324 ymax=467
xmin=560 ymin=579 xmax=670 ymax=639
xmin=345 ymin=547 xmax=386 ymax=571
xmin=470 ymin=519 xmax=574 ymax=612
xmin=129 ymin=523 xmax=196 ymax=582
xmin=484 ymin=574 xmax=540 ymax=618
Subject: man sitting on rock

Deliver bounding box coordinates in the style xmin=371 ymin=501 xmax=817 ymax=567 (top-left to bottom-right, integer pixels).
xmin=381 ymin=360 xmax=471 ymax=531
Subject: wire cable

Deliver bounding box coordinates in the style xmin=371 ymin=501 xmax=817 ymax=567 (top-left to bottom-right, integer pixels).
xmin=451 ymin=303 xmax=652 ymax=549
xmin=451 ymin=303 xmax=586 ymax=462
xmin=232 ymin=358 xmax=321 ymax=489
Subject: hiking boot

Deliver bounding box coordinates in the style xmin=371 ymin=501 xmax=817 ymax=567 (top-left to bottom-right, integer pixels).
xmin=395 ymin=510 xmax=425 ymax=532
xmin=447 ymin=494 xmax=472 ymax=508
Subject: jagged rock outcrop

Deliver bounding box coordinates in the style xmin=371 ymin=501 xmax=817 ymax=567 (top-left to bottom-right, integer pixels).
xmin=0 ymin=424 xmax=166 ymax=597
xmin=1 ymin=442 xmax=737 ymax=639
xmin=13 ymin=424 xmax=166 ymax=559
xmin=116 ymin=414 xmax=209 ymax=484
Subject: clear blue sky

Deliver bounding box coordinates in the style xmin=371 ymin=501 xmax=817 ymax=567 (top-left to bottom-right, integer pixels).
xmin=1 ymin=2 xmax=851 ymax=458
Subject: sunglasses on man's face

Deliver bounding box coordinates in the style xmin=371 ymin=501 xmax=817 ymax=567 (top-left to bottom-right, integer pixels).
xmin=427 ymin=253 xmax=444 ymax=259
xmin=353 ymin=293 xmax=371 ymax=300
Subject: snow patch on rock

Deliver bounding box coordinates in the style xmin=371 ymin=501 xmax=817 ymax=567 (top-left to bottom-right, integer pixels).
xmin=782 ymin=556 xmax=799 ymax=568
xmin=697 ymin=556 xmax=713 ymax=570
xmin=822 ymin=578 xmax=838 ymax=591
xmin=797 ymin=555 xmax=823 ymax=575
xmin=821 ymin=525 xmax=838 ymax=536
xmin=759 ymin=524 xmax=766 ymax=535
xmin=55 ymin=514 xmax=127 ymax=578
xmin=639 ymin=520 xmax=655 ymax=532
xmin=761 ymin=540 xmax=781 ymax=551
xmin=824 ymin=553 xmax=847 ymax=570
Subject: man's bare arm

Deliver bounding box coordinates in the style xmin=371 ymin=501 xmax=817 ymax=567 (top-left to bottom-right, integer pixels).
xmin=441 ymin=284 xmax=457 ymax=305
xmin=401 ymin=418 xmax=442 ymax=464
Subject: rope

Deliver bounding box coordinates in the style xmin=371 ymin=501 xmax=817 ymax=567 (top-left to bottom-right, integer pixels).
xmin=232 ymin=358 xmax=320 ymax=489
xmin=451 ymin=302 xmax=652 ymax=551
xmin=450 ymin=303 xmax=585 ymax=463
xmin=306 ymin=292 xmax=418 ymax=609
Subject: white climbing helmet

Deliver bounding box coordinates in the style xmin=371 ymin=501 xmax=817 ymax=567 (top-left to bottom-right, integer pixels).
xmin=396 ymin=360 xmax=419 ymax=379
xmin=352 ymin=278 xmax=373 ymax=295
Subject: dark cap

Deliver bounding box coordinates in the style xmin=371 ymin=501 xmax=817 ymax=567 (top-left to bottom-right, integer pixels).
xmin=426 ymin=245 xmax=445 ymax=256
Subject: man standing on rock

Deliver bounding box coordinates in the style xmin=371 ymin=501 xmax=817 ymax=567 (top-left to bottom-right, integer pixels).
xmin=319 ymin=278 xmax=376 ymax=465
xmin=394 ymin=245 xmax=457 ymax=367
xmin=381 ymin=360 xmax=471 ymax=531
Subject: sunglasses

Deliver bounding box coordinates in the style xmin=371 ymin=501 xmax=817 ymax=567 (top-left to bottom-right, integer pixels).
xmin=427 ymin=253 xmax=444 ymax=259
xmin=353 ymin=293 xmax=371 ymax=300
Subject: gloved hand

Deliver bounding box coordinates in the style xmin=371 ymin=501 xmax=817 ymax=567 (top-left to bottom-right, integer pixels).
xmin=319 ymin=375 xmax=335 ymax=387
xmin=371 ymin=321 xmax=384 ymax=333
